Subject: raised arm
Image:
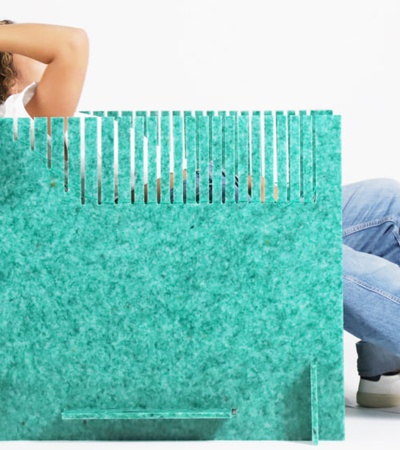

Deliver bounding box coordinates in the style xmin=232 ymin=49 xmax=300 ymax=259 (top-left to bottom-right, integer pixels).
xmin=0 ymin=22 xmax=89 ymax=118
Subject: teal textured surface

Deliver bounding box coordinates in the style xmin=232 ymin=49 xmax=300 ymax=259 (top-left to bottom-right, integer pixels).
xmin=0 ymin=111 xmax=343 ymax=441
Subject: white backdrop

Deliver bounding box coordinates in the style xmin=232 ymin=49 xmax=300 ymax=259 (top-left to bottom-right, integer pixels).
xmin=2 ymin=0 xmax=400 ymax=447
xmin=3 ymin=0 xmax=400 ymax=185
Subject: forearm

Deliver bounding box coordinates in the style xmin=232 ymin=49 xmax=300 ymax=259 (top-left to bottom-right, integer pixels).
xmin=0 ymin=23 xmax=87 ymax=64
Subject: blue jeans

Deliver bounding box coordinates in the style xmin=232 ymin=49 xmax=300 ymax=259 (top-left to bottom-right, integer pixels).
xmin=343 ymin=178 xmax=400 ymax=377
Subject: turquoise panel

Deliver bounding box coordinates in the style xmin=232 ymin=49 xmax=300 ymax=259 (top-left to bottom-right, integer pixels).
xmin=0 ymin=111 xmax=343 ymax=442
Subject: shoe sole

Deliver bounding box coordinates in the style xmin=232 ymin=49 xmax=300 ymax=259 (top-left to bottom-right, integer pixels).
xmin=357 ymin=392 xmax=400 ymax=408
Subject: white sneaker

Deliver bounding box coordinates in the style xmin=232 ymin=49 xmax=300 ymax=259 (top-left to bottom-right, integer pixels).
xmin=357 ymin=374 xmax=400 ymax=408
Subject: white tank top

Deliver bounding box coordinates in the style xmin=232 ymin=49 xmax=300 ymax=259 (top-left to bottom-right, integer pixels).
xmin=0 ymin=81 xmax=37 ymax=118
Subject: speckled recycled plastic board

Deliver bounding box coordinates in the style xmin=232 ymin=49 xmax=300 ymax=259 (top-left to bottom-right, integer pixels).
xmin=0 ymin=111 xmax=343 ymax=443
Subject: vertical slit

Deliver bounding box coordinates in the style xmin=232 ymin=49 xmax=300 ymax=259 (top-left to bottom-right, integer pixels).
xmin=30 ymin=118 xmax=34 ymax=151
xmin=221 ymin=114 xmax=225 ymax=204
xmin=261 ymin=112 xmax=265 ymax=203
xmin=220 ymin=114 xmax=224 ymax=204
xmin=183 ymin=168 xmax=186 ymax=203
xmin=170 ymin=112 xmax=174 ymax=204
xmin=247 ymin=173 xmax=251 ymax=201
xmin=130 ymin=125 xmax=135 ymax=204
xmin=157 ymin=113 xmax=161 ymax=204
xmin=287 ymin=112 xmax=290 ymax=203
xmin=248 ymin=113 xmax=252 ymax=201
xmin=209 ymin=113 xmax=213 ymax=204
xmin=97 ymin=118 xmax=102 ymax=205
xmin=170 ymin=172 xmax=174 ymax=203
xmin=13 ymin=117 xmax=18 ymax=141
xmin=209 ymin=163 xmax=212 ymax=204
xmin=183 ymin=114 xmax=187 ymax=204
xmin=234 ymin=113 xmax=238 ymax=203
xmin=64 ymin=127 xmax=69 ymax=193
xmin=144 ymin=117 xmax=148 ymax=204
xmin=80 ymin=118 xmax=85 ymax=205
xmin=273 ymin=112 xmax=278 ymax=202
xmin=196 ymin=114 xmax=200 ymax=204
xmin=48 ymin=119 xmax=52 ymax=169
xmin=300 ymin=114 xmax=304 ymax=201
xmin=312 ymin=113 xmax=316 ymax=203
xmin=114 ymin=120 xmax=119 ymax=204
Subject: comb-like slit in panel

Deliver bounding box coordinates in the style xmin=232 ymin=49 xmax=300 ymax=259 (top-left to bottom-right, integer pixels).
xmin=169 ymin=113 xmax=174 ymax=203
xmin=120 ymin=111 xmax=134 ymax=204
xmin=64 ymin=127 xmax=68 ymax=193
xmin=238 ymin=112 xmax=249 ymax=203
xmin=97 ymin=117 xmax=102 ymax=204
xmin=289 ymin=113 xmax=301 ymax=202
xmin=185 ymin=112 xmax=196 ymax=204
xmin=80 ymin=118 xmax=85 ymax=204
xmin=300 ymin=112 xmax=313 ymax=203
xmin=251 ymin=112 xmax=261 ymax=203
xmin=66 ymin=117 xmax=80 ymax=200
xmin=172 ymin=112 xmax=183 ymax=204
xmin=264 ymin=112 xmax=274 ymax=202
xmin=100 ymin=116 xmax=115 ymax=205
xmin=212 ymin=114 xmax=222 ymax=204
xmin=197 ymin=113 xmax=209 ymax=204
xmin=84 ymin=117 xmax=98 ymax=205
xmin=117 ymin=115 xmax=132 ymax=205
xmin=130 ymin=124 xmax=135 ymax=204
xmin=147 ymin=113 xmax=158 ymax=204
xmin=49 ymin=117 xmax=64 ymax=195
xmin=113 ymin=119 xmax=119 ymax=204
xmin=206 ymin=111 xmax=214 ymax=203
xmin=160 ymin=112 xmax=170 ymax=205
xmin=224 ymin=114 xmax=235 ymax=204
xmin=134 ymin=115 xmax=145 ymax=205
xmin=218 ymin=112 xmax=226 ymax=203
xmin=276 ymin=112 xmax=288 ymax=203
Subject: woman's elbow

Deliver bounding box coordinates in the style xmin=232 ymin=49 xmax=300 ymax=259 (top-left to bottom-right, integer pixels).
xmin=63 ymin=27 xmax=89 ymax=58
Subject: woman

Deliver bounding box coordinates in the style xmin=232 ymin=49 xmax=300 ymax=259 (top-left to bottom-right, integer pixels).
xmin=0 ymin=20 xmax=88 ymax=120
xmin=2 ymin=20 xmax=400 ymax=409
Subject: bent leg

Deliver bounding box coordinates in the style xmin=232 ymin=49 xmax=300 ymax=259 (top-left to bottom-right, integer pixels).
xmin=342 ymin=178 xmax=400 ymax=376
xmin=343 ymin=244 xmax=400 ymax=376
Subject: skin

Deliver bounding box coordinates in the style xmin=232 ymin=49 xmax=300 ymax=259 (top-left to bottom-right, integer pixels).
xmin=0 ymin=23 xmax=89 ymax=124
xmin=11 ymin=54 xmax=47 ymax=94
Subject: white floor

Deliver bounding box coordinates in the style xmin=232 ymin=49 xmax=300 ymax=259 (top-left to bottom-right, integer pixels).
xmin=2 ymin=407 xmax=399 ymax=449
xmin=2 ymin=333 xmax=399 ymax=449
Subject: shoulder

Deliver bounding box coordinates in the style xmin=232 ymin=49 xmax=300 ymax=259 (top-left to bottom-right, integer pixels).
xmin=0 ymin=82 xmax=38 ymax=118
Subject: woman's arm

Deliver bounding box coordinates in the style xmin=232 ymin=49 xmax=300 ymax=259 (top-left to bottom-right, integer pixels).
xmin=0 ymin=23 xmax=89 ymax=118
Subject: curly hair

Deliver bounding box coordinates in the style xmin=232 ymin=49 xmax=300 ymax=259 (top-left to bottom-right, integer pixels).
xmin=0 ymin=20 xmax=18 ymax=104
